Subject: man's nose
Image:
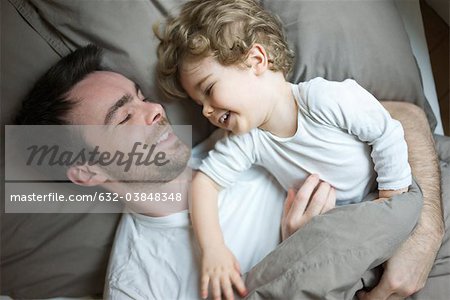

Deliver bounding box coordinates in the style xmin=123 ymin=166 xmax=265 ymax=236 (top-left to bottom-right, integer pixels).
xmin=143 ymin=102 xmax=163 ymax=125
xmin=202 ymin=104 xmax=214 ymax=117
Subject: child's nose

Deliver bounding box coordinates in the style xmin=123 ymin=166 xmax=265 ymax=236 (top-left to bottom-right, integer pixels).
xmin=202 ymin=104 xmax=214 ymax=117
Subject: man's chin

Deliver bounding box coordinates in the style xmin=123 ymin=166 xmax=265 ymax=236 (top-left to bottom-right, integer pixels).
xmin=95 ymin=137 xmax=191 ymax=185
xmin=105 ymin=154 xmax=190 ymax=184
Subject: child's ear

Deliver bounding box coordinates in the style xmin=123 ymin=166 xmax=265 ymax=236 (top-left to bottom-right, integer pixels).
xmin=66 ymin=164 xmax=108 ymax=187
xmin=247 ymin=43 xmax=269 ymax=75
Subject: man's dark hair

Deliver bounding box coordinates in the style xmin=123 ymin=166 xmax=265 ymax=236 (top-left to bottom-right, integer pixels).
xmin=15 ymin=44 xmax=104 ymax=125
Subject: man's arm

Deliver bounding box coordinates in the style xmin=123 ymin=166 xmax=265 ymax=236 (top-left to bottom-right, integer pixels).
xmin=359 ymin=101 xmax=444 ymax=299
xmin=385 ymin=102 xmax=443 ymax=239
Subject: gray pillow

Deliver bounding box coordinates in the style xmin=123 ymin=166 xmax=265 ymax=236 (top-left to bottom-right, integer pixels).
xmin=1 ymin=212 xmax=120 ymax=298
xmin=262 ymin=0 xmax=437 ymax=130
xmin=6 ymin=0 xmax=437 ymax=131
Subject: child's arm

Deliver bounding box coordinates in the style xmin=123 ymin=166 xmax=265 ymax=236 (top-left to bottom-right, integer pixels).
xmin=304 ymin=78 xmax=412 ymax=194
xmin=191 ymin=171 xmax=247 ymax=299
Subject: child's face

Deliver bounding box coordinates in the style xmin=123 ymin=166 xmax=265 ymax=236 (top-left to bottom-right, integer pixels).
xmin=180 ymin=55 xmax=269 ymax=134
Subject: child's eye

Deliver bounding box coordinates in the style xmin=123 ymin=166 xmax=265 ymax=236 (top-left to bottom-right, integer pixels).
xmin=205 ymin=83 xmax=214 ymax=96
xmin=119 ymin=114 xmax=131 ymax=124
xmin=143 ymin=97 xmax=150 ymax=102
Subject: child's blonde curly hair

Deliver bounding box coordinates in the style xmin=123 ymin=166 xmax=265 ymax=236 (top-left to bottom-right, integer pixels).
xmin=155 ymin=0 xmax=294 ymax=99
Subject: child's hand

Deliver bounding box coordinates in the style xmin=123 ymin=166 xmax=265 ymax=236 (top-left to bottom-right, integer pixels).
xmin=200 ymin=244 xmax=247 ymax=300
xmin=379 ymin=187 xmax=408 ymax=199
xmin=374 ymin=187 xmax=408 ymax=203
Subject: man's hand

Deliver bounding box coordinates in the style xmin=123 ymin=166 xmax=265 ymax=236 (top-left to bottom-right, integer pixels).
xmin=357 ymin=229 xmax=440 ymax=300
xmin=281 ymin=174 xmax=336 ymax=241
xmin=200 ymin=244 xmax=247 ymax=300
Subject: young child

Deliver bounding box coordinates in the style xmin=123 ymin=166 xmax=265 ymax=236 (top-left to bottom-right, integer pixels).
xmin=156 ymin=0 xmax=412 ymax=298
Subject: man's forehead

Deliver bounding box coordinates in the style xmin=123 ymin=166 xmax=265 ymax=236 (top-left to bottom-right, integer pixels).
xmin=70 ymin=71 xmax=134 ymax=97
xmin=67 ymin=71 xmax=136 ymax=125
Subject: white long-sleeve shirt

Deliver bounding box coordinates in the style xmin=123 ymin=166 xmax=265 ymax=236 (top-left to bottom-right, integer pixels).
xmin=200 ymin=77 xmax=412 ymax=205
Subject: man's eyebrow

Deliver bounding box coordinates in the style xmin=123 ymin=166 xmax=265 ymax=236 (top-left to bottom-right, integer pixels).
xmin=104 ymin=94 xmax=133 ymax=125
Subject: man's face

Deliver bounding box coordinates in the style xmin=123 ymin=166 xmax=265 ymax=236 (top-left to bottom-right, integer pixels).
xmin=66 ymin=71 xmax=191 ymax=184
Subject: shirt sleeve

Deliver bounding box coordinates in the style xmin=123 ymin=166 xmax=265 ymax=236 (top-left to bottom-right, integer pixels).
xmin=199 ymin=131 xmax=258 ymax=188
xmin=303 ymin=78 xmax=412 ymax=190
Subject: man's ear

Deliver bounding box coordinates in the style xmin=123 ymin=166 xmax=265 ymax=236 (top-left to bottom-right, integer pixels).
xmin=246 ymin=43 xmax=269 ymax=76
xmin=66 ymin=164 xmax=108 ymax=186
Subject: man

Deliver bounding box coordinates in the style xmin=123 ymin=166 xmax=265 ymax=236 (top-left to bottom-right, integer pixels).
xmin=15 ymin=45 xmax=445 ymax=299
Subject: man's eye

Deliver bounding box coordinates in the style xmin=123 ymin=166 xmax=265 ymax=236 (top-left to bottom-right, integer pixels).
xmin=119 ymin=114 xmax=131 ymax=124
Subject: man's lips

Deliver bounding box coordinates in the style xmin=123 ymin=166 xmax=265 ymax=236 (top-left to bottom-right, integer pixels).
xmin=156 ymin=131 xmax=170 ymax=143
xmin=149 ymin=125 xmax=176 ymax=147
xmin=156 ymin=128 xmax=179 ymax=147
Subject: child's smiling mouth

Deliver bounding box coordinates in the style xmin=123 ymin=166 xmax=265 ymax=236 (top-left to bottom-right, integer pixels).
xmin=219 ymin=111 xmax=230 ymax=124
